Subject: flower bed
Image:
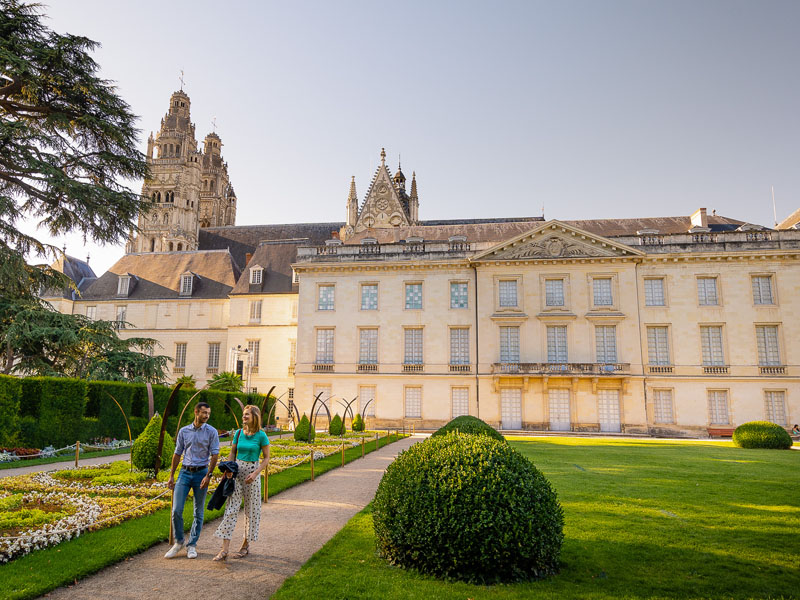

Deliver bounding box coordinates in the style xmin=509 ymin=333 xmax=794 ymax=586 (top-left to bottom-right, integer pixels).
xmin=0 ymin=431 xmax=385 ymax=563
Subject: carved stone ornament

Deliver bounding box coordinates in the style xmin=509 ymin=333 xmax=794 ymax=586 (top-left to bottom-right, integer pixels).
xmin=496 ymin=235 xmax=614 ymax=260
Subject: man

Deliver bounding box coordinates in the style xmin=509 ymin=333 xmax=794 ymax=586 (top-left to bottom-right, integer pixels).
xmin=164 ymin=402 xmax=220 ymax=559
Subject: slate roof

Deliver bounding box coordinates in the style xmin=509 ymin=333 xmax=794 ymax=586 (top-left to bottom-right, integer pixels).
xmin=43 ymin=255 xmax=97 ymax=300
xmin=564 ymin=214 xmax=749 ymax=237
xmin=80 ymin=250 xmax=240 ymax=301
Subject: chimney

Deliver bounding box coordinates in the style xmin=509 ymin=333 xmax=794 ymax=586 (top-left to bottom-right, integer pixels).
xmin=331 ymin=230 xmax=340 ymax=239
xmin=690 ymin=208 xmax=708 ymax=228
xmin=245 ymin=252 xmax=252 ymax=265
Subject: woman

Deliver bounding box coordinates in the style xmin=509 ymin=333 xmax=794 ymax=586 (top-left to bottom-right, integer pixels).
xmin=213 ymin=404 xmax=270 ymax=561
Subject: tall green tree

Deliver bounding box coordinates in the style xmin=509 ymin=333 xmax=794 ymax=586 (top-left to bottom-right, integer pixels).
xmin=2 ymin=302 xmax=169 ymax=382
xmin=0 ymin=0 xmax=148 ymax=300
xmin=1 ymin=1 xmax=151 ymax=374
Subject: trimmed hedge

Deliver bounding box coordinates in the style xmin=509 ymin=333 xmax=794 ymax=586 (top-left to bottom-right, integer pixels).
xmin=373 ymin=432 xmax=564 ymax=584
xmin=0 ymin=375 xmax=21 ymax=447
xmin=351 ymin=413 xmax=365 ymax=432
xmin=38 ymin=378 xmax=87 ymax=448
xmin=329 ymin=413 xmax=344 ymax=435
xmin=431 ymin=415 xmax=506 ymax=443
xmin=732 ymin=421 xmax=793 ymax=449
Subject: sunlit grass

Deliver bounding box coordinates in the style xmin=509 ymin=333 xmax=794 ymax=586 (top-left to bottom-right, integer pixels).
xmin=273 ymin=437 xmax=799 ymax=600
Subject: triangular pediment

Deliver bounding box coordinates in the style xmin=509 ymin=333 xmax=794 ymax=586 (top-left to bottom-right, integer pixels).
xmin=355 ymin=164 xmax=409 ymax=232
xmin=471 ymin=220 xmax=644 ymax=261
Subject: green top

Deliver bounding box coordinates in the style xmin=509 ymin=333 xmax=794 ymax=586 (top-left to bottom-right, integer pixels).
xmin=234 ymin=429 xmax=270 ymax=462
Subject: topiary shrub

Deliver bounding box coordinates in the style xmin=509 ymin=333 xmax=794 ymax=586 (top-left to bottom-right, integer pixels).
xmin=373 ymin=432 xmax=563 ymax=583
xmin=329 ymin=413 xmax=344 ymax=435
xmin=431 ymin=415 xmax=505 ymax=443
xmin=351 ymin=413 xmax=365 ymax=432
xmin=131 ymin=413 xmax=175 ymax=472
xmin=293 ymin=413 xmax=315 ymax=442
xmin=732 ymin=421 xmax=792 ymax=449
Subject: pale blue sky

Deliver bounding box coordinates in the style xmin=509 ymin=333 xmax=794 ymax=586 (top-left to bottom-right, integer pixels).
xmin=28 ymin=0 xmax=800 ymax=275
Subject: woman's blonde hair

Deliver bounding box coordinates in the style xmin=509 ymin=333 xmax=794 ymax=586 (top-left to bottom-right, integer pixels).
xmin=243 ymin=404 xmax=262 ymax=435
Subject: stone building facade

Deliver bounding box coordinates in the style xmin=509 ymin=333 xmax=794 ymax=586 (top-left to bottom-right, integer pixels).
xmin=50 ymin=90 xmax=800 ymax=436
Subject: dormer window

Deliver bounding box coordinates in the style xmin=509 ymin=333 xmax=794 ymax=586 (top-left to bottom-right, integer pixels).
xmin=180 ymin=272 xmax=196 ymax=296
xmin=117 ymin=275 xmax=131 ymax=297
xmin=250 ymin=266 xmax=263 ymax=285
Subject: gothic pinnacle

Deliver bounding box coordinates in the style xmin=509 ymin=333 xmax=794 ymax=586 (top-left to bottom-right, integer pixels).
xmin=380 ymin=147 xmax=386 ymax=166
xmin=348 ymin=175 xmax=357 ymax=202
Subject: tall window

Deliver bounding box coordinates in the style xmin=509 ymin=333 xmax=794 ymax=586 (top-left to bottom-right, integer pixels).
xmin=289 ymin=339 xmax=296 ymax=369
xmin=644 ymin=278 xmax=665 ymax=306
xmin=180 ymin=274 xmax=193 ymax=296
xmin=450 ymin=328 xmax=470 ymax=365
xmin=451 ymin=388 xmax=469 ymax=417
xmin=404 ymin=387 xmax=422 ymax=418
xmin=647 ymin=326 xmax=670 ymax=365
xmin=175 ymin=343 xmax=187 ymax=369
xmin=545 ymin=279 xmax=564 ymax=307
xmin=751 ymin=276 xmax=774 ymax=305
xmin=499 ymin=326 xmax=520 ymax=363
xmin=708 ymin=390 xmax=729 ymax=424
xmin=756 ymin=326 xmax=780 ymax=365
xmin=359 ymin=385 xmax=376 ymax=417
xmin=361 ymin=284 xmax=378 ymax=310
xmin=115 ymin=305 xmax=127 ymax=329
xmin=85 ymin=305 xmax=96 ymax=320
xmin=404 ymin=329 xmax=423 ymax=365
xmin=250 ymin=267 xmax=263 ymax=285
xmin=318 ymin=285 xmax=335 ymax=310
xmin=315 ymin=329 xmax=334 ymax=364
xmin=207 ymin=342 xmax=220 ymax=369
xmin=547 ymin=326 xmax=568 ymax=363
xmin=249 ymin=300 xmax=262 ymax=323
xmin=700 ymin=326 xmax=725 ymax=365
xmin=653 ymin=389 xmax=674 ymax=424
xmin=764 ymin=391 xmax=787 ymax=426
xmin=498 ymin=280 xmax=518 ymax=308
xmin=450 ymin=282 xmax=468 ymax=309
xmin=697 ymin=277 xmax=719 ymax=305
xmin=247 ymin=340 xmax=260 ymax=368
xmin=595 ymin=325 xmax=617 ymax=363
xmin=405 ymin=283 xmax=422 ymax=309
xmin=592 ymin=278 xmax=613 ymax=306
xmin=359 ymin=329 xmax=378 ymax=364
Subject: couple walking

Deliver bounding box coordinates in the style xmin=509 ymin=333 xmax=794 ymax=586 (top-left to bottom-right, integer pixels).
xmin=164 ymin=401 xmax=270 ymax=561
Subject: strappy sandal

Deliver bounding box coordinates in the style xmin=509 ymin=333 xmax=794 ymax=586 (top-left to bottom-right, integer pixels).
xmin=212 ymin=550 xmax=228 ymax=562
xmin=232 ymin=545 xmax=249 ymax=559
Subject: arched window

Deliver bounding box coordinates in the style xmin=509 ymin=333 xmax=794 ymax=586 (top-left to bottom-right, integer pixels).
xmin=151 ymin=192 xmax=157 ymax=202
xmin=149 ymin=238 xmax=155 ymax=252
xmin=176 ymin=144 xmax=181 ymax=155
xmin=168 ymin=242 xmax=173 ymax=251
xmin=177 ymin=243 xmax=182 ymax=251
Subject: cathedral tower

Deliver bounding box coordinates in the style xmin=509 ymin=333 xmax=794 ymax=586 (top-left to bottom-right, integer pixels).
xmin=198 ymin=132 xmax=237 ymax=228
xmin=132 ymin=90 xmax=202 ymax=253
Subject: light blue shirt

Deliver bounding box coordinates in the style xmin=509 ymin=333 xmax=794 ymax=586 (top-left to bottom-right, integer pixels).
xmin=174 ymin=422 xmax=220 ymax=467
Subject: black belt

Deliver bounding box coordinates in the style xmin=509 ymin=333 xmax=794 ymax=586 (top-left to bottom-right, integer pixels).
xmin=182 ymin=465 xmax=207 ymax=472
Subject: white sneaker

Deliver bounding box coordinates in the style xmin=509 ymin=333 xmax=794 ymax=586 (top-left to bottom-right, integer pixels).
xmin=186 ymin=546 xmax=198 ymax=559
xmin=164 ymin=542 xmax=184 ymax=559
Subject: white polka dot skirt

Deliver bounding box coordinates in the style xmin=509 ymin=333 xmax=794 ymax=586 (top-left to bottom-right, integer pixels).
xmin=214 ymin=460 xmax=262 ymax=541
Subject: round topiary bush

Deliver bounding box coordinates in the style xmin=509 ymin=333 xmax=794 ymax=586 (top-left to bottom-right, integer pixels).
xmin=431 ymin=415 xmax=505 ymax=443
xmin=373 ymin=432 xmax=563 ymax=583
xmin=732 ymin=421 xmax=792 ymax=449
xmin=131 ymin=413 xmax=175 ymax=473
xmin=293 ymin=413 xmax=315 ymax=442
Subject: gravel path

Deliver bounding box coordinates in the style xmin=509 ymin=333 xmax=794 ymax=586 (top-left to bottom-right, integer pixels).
xmin=41 ymin=435 xmax=420 ymax=600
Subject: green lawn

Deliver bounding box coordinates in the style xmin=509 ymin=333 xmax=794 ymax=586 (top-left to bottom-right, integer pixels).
xmin=0 ymin=433 xmax=405 ymax=600
xmin=273 ymin=437 xmax=799 ymax=600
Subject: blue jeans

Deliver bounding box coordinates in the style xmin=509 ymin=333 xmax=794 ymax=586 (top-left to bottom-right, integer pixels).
xmin=172 ymin=467 xmax=208 ymax=547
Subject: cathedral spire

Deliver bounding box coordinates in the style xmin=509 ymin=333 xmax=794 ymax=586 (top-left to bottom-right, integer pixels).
xmin=409 ymin=171 xmax=419 ymax=223
xmin=380 ymin=147 xmax=386 ymax=166
xmin=346 ymin=175 xmax=358 ymax=229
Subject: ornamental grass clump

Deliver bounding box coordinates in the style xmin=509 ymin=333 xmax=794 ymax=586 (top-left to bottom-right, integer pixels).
xmin=131 ymin=413 xmax=174 ymax=473
xmin=732 ymin=421 xmax=792 ymax=449
xmin=373 ymin=432 xmax=563 ymax=584
xmin=431 ymin=415 xmax=506 ymax=443
xmin=293 ymin=414 xmax=315 ymax=442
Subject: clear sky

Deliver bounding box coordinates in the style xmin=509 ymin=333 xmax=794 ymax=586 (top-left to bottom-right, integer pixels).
xmin=23 ymin=0 xmax=800 ymax=276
